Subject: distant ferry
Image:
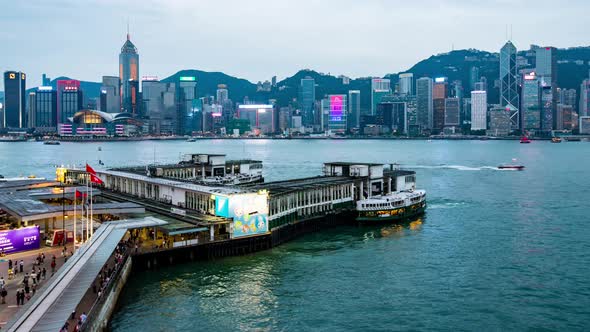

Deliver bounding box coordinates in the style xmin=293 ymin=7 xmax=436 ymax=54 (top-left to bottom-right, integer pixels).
xmin=356 ymin=169 xmax=426 ymax=223
xmin=43 ymin=140 xmax=61 ymax=145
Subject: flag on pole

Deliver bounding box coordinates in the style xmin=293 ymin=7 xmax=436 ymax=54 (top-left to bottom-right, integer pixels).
xmin=86 ymin=164 xmax=103 ymax=185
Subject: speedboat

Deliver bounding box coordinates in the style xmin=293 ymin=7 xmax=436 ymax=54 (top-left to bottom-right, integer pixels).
xmin=498 ymin=164 xmax=525 ymax=170
xmin=43 ymin=140 xmax=60 ymax=145
xmin=520 ymin=136 xmax=531 ymax=143
xmin=551 ymin=137 xmax=562 ymax=143
xmin=186 ymin=138 xmax=196 ymax=142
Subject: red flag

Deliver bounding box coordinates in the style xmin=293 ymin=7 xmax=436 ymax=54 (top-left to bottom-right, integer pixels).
xmin=75 ymin=190 xmax=87 ymax=198
xmin=86 ymin=164 xmax=97 ymax=175
xmin=89 ymin=173 xmax=103 ymax=185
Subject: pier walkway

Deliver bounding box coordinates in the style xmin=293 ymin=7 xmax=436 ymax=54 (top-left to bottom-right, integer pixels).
xmin=4 ymin=217 xmax=166 ymax=332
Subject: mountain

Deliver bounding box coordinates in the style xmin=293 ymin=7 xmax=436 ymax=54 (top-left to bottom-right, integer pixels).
xmin=12 ymin=46 xmax=590 ymax=112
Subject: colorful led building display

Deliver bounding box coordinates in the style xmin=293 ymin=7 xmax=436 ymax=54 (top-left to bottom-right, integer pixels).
xmin=328 ymin=94 xmax=347 ymax=133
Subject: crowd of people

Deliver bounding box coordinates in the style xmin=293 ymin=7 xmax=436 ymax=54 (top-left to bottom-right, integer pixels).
xmin=2 ymin=252 xmax=56 ymax=308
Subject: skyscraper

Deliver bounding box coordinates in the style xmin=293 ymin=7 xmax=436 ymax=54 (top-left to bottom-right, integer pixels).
xmin=328 ymin=95 xmax=347 ymax=134
xmin=216 ymin=84 xmax=228 ymax=104
xmin=540 ymin=84 xmax=553 ymax=132
xmin=580 ymin=79 xmax=590 ymax=117
xmin=3 ymin=71 xmax=26 ymax=128
xmin=416 ymin=77 xmax=433 ymax=130
xmin=348 ymin=90 xmax=361 ymax=130
xmin=33 ymin=87 xmax=57 ymax=131
xmin=371 ymin=78 xmax=391 ymax=115
xmin=536 ymin=47 xmax=557 ymax=85
xmin=500 ymin=41 xmax=519 ymax=130
xmin=433 ymin=77 xmax=448 ymax=131
xmin=57 ymin=80 xmax=81 ymax=125
xmin=470 ymin=90 xmax=487 ymax=131
xmin=101 ymin=76 xmax=121 ymax=113
xmin=444 ymin=97 xmax=460 ymax=127
xmin=299 ymin=77 xmax=315 ymax=126
xmin=178 ymin=76 xmax=198 ymax=135
xmin=398 ymin=73 xmax=414 ymax=95
xmin=119 ymin=31 xmax=139 ymax=114
xmin=469 ymin=66 xmax=480 ymax=91
xmin=521 ymin=72 xmax=541 ymax=131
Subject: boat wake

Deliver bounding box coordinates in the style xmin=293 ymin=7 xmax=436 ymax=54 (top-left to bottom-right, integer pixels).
xmin=407 ymin=165 xmax=515 ymax=171
xmin=427 ymin=200 xmax=468 ymax=209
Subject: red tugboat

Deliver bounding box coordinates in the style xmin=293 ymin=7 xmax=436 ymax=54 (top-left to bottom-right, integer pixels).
xmin=520 ymin=136 xmax=531 ymax=143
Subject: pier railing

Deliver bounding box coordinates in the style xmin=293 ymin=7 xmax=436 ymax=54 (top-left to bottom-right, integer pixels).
xmin=79 ymin=251 xmax=130 ymax=331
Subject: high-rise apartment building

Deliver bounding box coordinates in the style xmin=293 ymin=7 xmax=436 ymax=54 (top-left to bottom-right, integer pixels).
xmin=580 ymin=79 xmax=590 ymax=117
xmin=178 ymin=76 xmax=198 ymax=135
xmin=444 ymin=97 xmax=460 ymax=127
xmin=3 ymin=71 xmax=26 ymax=128
xmin=416 ymin=77 xmax=433 ymax=130
xmin=536 ymin=47 xmax=557 ymax=85
xmin=327 ymin=95 xmax=347 ymax=134
xmin=33 ymin=87 xmax=57 ymax=131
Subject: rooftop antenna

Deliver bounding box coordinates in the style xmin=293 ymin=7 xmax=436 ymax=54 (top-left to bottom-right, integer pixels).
xmin=505 ymin=24 xmax=508 ymax=40
xmin=510 ymin=24 xmax=513 ymax=41
xmin=126 ymin=18 xmax=130 ymax=40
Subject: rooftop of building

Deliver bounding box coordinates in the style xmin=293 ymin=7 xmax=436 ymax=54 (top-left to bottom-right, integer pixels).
xmin=244 ymin=176 xmax=354 ymax=196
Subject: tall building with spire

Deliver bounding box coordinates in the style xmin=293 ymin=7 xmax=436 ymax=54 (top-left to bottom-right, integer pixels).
xmin=500 ymin=41 xmax=519 ymax=130
xmin=119 ymin=29 xmax=139 ymax=114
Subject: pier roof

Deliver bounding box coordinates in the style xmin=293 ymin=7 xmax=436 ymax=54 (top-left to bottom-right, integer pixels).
xmin=98 ymin=169 xmax=246 ymax=196
xmin=250 ymin=176 xmax=354 ymax=195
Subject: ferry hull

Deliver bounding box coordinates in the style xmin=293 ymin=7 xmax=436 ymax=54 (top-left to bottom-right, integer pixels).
xmin=356 ymin=202 xmax=427 ymax=223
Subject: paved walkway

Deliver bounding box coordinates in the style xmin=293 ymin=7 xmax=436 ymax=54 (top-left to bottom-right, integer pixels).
xmin=0 ymin=244 xmax=74 ymax=328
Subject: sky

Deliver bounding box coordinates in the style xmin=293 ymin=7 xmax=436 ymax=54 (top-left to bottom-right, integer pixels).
xmin=1 ymin=0 xmax=589 ymax=89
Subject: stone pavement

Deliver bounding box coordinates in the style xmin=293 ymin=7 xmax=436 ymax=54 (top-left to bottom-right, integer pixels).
xmin=0 ymin=244 xmax=75 ymax=328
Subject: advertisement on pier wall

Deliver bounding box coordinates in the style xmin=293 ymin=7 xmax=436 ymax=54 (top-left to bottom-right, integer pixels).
xmin=0 ymin=226 xmax=41 ymax=254
xmin=216 ymin=192 xmax=269 ymax=238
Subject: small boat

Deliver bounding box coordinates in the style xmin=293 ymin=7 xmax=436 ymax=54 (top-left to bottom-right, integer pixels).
xmin=565 ymin=137 xmax=581 ymax=142
xmin=551 ymin=137 xmax=562 ymax=143
xmin=186 ymin=138 xmax=196 ymax=142
xmin=520 ymin=136 xmax=531 ymax=144
xmin=43 ymin=140 xmax=61 ymax=145
xmin=498 ymin=164 xmax=525 ymax=170
xmin=98 ymin=146 xmax=102 ymax=151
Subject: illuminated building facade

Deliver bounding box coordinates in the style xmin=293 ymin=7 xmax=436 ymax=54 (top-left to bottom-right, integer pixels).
xmin=328 ymin=95 xmax=347 ymax=134
xmin=57 ymin=79 xmax=81 ymax=126
xmin=299 ymin=77 xmax=315 ymax=126
xmin=178 ymin=76 xmax=198 ymax=135
xmin=521 ymin=72 xmax=540 ymax=131
xmin=119 ymin=32 xmax=139 ymax=114
xmin=3 ymin=71 xmax=26 ymax=128
xmin=33 ymin=87 xmax=57 ymax=131
xmin=238 ymin=104 xmax=274 ymax=134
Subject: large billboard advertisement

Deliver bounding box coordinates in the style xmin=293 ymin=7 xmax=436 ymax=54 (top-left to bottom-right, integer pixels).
xmin=215 ymin=192 xmax=269 ymax=238
xmin=0 ymin=226 xmax=41 ymax=254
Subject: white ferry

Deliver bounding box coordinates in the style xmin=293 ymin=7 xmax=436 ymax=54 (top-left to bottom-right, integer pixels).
xmin=356 ymin=169 xmax=426 ymax=223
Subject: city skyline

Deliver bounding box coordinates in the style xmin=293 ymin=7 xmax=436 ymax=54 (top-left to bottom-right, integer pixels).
xmin=1 ymin=0 xmax=589 ymax=89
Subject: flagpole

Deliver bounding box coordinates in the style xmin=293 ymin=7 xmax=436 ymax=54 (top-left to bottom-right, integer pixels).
xmin=90 ymin=180 xmax=94 ymax=238
xmin=86 ymin=174 xmax=89 ymax=241
xmin=74 ymin=193 xmax=76 ymax=252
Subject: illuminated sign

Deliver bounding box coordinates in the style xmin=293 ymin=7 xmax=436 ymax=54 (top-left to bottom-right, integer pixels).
xmin=9 ymin=73 xmax=15 ymax=79
xmin=38 ymin=86 xmax=53 ymax=91
xmin=179 ymin=76 xmax=196 ymax=81
xmin=238 ymin=104 xmax=273 ymax=109
xmin=21 ymin=74 xmax=25 ymax=80
xmin=524 ymin=72 xmax=536 ymax=80
xmin=435 ymin=77 xmax=446 ymax=83
xmin=142 ymin=75 xmax=158 ymax=81
xmin=56 ymin=167 xmax=67 ymax=183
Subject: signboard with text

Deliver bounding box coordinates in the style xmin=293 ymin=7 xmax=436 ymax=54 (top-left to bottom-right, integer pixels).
xmin=0 ymin=226 xmax=41 ymax=254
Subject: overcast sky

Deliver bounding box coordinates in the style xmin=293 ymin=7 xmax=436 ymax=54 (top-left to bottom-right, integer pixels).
xmin=1 ymin=0 xmax=588 ymax=89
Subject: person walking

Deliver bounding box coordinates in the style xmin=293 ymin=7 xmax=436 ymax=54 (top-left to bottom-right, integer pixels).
xmin=31 ymin=270 xmax=37 ymax=285
xmin=42 ymin=267 xmax=47 ymax=280
xmin=8 ymin=259 xmax=12 ymax=270
xmin=15 ymin=288 xmax=20 ymax=306
xmin=51 ymin=259 xmax=56 ymax=275
xmin=19 ymin=260 xmax=24 ymax=273
xmin=1 ymin=287 xmax=6 ymax=304
xmin=0 ymin=276 xmax=5 ymax=289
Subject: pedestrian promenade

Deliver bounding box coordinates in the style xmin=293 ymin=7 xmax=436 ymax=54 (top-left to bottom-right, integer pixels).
xmin=3 ymin=217 xmax=167 ymax=332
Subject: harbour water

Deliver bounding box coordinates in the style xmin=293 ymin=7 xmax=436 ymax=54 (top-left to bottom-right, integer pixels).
xmin=1 ymin=140 xmax=589 ymax=330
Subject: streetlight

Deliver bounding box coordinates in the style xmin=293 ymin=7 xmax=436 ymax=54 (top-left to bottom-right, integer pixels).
xmin=62 ymin=184 xmax=66 ymax=247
